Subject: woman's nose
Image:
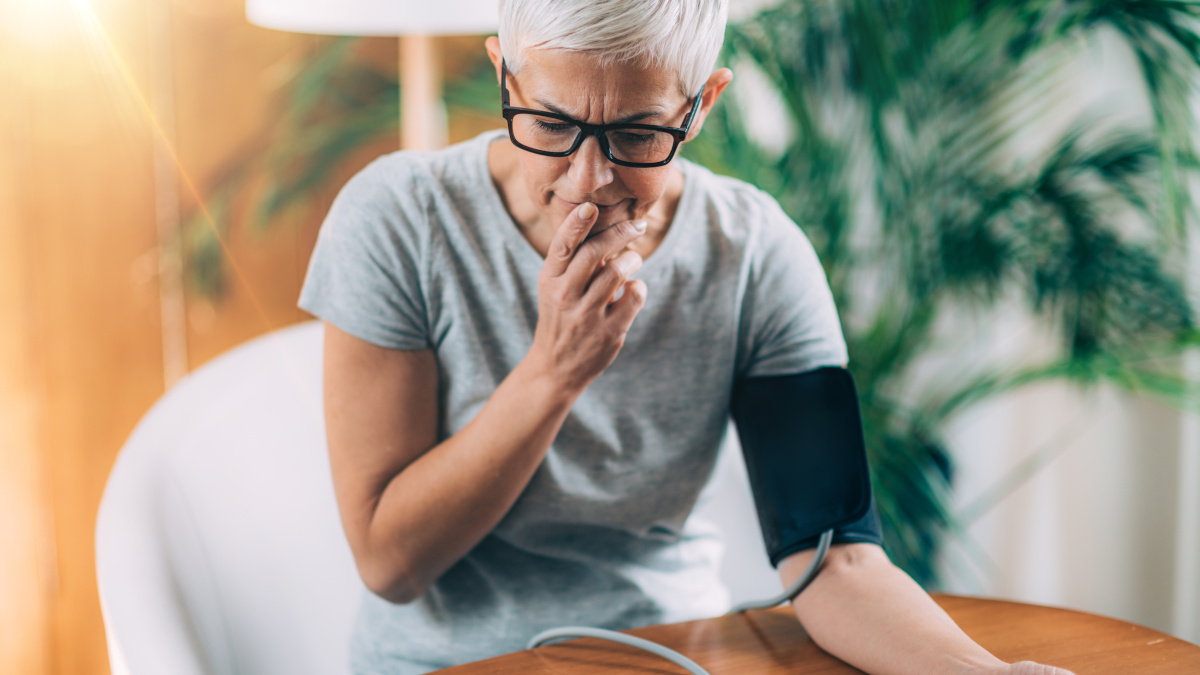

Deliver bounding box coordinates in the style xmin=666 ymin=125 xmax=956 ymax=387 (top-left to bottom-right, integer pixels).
xmin=567 ymin=135 xmax=614 ymax=194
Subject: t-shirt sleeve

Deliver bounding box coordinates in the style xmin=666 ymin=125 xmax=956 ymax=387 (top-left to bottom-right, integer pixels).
xmin=737 ymin=195 xmax=848 ymax=378
xmin=298 ymin=157 xmax=432 ymax=350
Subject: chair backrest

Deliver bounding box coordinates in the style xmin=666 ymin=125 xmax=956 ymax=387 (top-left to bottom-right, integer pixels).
xmin=96 ymin=322 xmax=361 ymax=675
xmin=96 ymin=321 xmax=780 ymax=675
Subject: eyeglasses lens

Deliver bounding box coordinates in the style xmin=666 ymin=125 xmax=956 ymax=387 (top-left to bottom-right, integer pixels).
xmin=605 ymin=129 xmax=676 ymax=164
xmin=511 ymin=113 xmax=579 ymax=153
xmin=509 ymin=112 xmax=676 ymax=165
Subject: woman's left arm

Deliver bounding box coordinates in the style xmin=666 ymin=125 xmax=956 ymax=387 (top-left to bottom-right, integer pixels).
xmin=781 ymin=543 xmax=1075 ymax=675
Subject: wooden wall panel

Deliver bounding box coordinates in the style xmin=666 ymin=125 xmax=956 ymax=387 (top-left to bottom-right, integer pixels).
xmin=168 ymin=4 xmax=399 ymax=368
xmin=13 ymin=2 xmax=165 ymax=672
xmin=0 ymin=44 xmax=53 ymax=675
xmin=1 ymin=1 xmax=502 ymax=672
xmin=0 ymin=1 xmax=391 ymax=673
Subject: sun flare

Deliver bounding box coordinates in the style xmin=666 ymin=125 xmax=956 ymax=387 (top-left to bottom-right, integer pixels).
xmin=2 ymin=0 xmax=91 ymax=49
xmin=19 ymin=0 xmax=276 ymax=332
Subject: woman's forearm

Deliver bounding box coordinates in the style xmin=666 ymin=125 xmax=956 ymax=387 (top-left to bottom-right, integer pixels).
xmin=358 ymin=357 xmax=579 ymax=603
xmin=782 ymin=544 xmax=1006 ymax=675
xmin=362 ymin=355 xmax=578 ymax=600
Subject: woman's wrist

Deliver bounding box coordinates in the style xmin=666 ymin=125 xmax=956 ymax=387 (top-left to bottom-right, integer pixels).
xmin=511 ymin=353 xmax=588 ymax=409
xmin=515 ymin=347 xmax=593 ymax=401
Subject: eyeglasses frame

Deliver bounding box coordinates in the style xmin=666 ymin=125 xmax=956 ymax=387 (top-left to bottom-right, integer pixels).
xmin=499 ymin=59 xmax=705 ymax=168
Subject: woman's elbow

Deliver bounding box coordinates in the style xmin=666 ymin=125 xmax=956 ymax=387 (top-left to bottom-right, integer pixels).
xmin=357 ymin=555 xmax=428 ymax=605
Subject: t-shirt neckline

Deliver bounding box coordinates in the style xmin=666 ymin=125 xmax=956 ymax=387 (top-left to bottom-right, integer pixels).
xmin=475 ymin=129 xmax=696 ymax=279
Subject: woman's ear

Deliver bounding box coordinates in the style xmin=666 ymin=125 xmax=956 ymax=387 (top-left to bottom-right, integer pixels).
xmin=485 ymin=36 xmax=504 ymax=84
xmin=685 ymin=67 xmax=734 ymax=142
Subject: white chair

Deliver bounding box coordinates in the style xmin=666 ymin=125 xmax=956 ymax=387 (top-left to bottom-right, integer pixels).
xmin=96 ymin=321 xmax=778 ymax=675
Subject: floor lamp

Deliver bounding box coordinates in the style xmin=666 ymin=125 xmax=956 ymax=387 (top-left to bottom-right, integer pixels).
xmin=246 ymin=0 xmax=499 ymax=151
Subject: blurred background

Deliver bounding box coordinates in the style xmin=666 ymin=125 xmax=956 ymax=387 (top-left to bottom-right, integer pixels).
xmin=2 ymin=0 xmax=1199 ymax=673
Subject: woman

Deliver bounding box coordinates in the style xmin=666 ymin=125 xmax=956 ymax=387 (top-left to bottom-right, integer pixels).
xmin=299 ymin=1 xmax=1074 ymax=673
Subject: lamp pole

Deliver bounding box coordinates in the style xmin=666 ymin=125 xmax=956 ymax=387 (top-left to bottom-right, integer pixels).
xmin=400 ymin=35 xmax=445 ymax=151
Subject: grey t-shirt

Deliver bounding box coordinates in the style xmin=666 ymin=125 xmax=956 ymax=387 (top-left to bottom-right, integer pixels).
xmin=298 ymin=130 xmax=848 ymax=674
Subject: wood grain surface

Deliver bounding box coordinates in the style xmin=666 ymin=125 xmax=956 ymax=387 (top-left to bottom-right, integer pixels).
xmin=439 ymin=595 xmax=1200 ymax=674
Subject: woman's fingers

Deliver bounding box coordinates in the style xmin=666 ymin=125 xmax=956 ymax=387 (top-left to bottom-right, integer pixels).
xmin=564 ymin=218 xmax=647 ymax=288
xmin=542 ymin=202 xmax=598 ymax=278
xmin=1001 ymin=662 xmax=1076 ymax=675
xmin=530 ymin=207 xmax=649 ymax=391
xmin=606 ymin=279 xmax=647 ymax=332
xmin=586 ymin=249 xmax=644 ymax=305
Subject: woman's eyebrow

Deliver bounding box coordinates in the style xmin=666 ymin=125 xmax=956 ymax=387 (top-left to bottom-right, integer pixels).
xmin=534 ymin=99 xmax=664 ymax=124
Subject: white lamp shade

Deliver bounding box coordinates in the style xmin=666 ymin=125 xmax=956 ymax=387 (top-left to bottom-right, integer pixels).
xmin=246 ymin=0 xmax=499 ymax=36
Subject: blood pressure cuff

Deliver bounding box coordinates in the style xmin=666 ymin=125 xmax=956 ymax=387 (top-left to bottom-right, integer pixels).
xmin=731 ymin=366 xmax=883 ymax=567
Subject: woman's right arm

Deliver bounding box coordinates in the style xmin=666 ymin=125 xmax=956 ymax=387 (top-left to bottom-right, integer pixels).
xmin=323 ymin=203 xmax=648 ymax=604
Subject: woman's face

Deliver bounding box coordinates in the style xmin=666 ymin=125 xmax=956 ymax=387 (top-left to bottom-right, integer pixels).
xmin=486 ymin=38 xmax=727 ymax=234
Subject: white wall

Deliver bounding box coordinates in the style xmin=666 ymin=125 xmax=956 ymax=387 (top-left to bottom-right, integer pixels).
xmin=939 ymin=380 xmax=1198 ymax=641
xmin=935 ymin=32 xmax=1200 ymax=643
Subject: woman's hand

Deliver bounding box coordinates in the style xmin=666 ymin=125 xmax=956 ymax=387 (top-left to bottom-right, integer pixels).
xmin=528 ymin=201 xmax=649 ymax=392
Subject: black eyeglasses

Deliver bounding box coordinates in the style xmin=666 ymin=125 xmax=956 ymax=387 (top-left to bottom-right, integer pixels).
xmin=500 ymin=59 xmax=705 ymax=168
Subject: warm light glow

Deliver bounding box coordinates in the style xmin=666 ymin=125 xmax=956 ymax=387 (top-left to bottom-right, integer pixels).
xmin=2 ymin=0 xmax=87 ymax=49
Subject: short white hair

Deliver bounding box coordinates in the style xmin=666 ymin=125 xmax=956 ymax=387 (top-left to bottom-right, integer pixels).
xmin=498 ymin=0 xmax=728 ymax=94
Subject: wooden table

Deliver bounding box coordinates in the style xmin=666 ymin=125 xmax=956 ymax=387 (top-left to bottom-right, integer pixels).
xmin=439 ymin=595 xmax=1200 ymax=674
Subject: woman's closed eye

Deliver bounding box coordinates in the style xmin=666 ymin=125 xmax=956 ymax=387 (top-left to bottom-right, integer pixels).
xmin=612 ymin=130 xmax=655 ymax=145
xmin=533 ymin=118 xmax=576 ymax=134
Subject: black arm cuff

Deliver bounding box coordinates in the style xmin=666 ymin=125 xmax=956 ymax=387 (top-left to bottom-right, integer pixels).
xmin=769 ymin=496 xmax=884 ymax=566
xmin=731 ymin=367 xmax=880 ymax=567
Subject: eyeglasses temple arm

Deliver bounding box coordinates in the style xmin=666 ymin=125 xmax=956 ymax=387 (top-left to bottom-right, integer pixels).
xmin=500 ymin=59 xmax=511 ymax=107
xmin=681 ymin=83 xmax=706 ymax=130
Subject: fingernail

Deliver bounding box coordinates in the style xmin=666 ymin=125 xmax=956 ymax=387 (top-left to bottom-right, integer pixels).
xmin=633 ymin=220 xmax=648 ymax=232
xmin=578 ymin=202 xmax=596 ymax=220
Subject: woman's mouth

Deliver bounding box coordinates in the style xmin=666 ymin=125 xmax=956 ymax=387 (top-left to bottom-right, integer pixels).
xmin=557 ymin=196 xmax=627 ymax=215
